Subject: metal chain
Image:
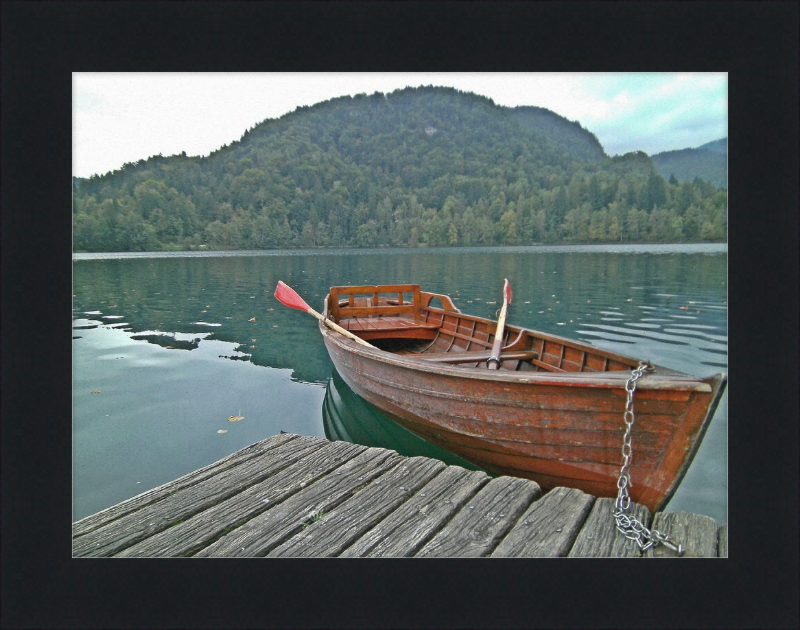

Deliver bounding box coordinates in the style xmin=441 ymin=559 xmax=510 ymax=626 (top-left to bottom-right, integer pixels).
xmin=613 ymin=361 xmax=684 ymax=555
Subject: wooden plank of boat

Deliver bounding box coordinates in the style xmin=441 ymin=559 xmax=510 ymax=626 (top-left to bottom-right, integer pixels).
xmin=281 ymin=283 xmax=726 ymax=515
xmin=414 ymin=349 xmax=538 ymax=364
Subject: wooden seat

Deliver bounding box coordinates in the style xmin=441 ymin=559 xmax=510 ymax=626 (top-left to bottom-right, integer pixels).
xmin=340 ymin=315 xmax=440 ymax=340
xmin=329 ymin=284 xmax=440 ymax=341
xmin=414 ymin=349 xmax=538 ymax=364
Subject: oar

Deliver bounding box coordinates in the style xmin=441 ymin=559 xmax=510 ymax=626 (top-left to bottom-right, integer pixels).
xmin=274 ymin=281 xmax=375 ymax=348
xmin=486 ymin=278 xmax=512 ymax=370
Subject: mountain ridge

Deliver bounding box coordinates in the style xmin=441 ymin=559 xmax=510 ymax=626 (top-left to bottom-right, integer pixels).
xmin=73 ymin=86 xmax=726 ymax=252
xmin=651 ymin=138 xmax=727 ymax=189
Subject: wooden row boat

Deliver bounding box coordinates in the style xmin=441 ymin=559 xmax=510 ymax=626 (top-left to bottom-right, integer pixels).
xmin=315 ymin=284 xmax=726 ymax=513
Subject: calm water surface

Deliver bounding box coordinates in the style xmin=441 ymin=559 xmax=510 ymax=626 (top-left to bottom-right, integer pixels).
xmin=73 ymin=244 xmax=727 ymax=523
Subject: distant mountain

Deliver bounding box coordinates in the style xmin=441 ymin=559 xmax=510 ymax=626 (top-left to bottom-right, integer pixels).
xmin=510 ymin=106 xmax=607 ymax=162
xmin=72 ymin=86 xmax=727 ymax=252
xmin=651 ymin=138 xmax=727 ymax=189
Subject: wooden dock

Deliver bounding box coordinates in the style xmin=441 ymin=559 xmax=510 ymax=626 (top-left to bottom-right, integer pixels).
xmin=72 ymin=433 xmax=727 ymax=558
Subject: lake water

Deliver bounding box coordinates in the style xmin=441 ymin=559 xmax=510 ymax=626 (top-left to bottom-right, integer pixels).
xmin=72 ymin=244 xmax=728 ymax=524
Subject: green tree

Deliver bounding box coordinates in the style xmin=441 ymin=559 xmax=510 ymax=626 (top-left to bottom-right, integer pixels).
xmin=499 ymin=210 xmax=519 ymax=244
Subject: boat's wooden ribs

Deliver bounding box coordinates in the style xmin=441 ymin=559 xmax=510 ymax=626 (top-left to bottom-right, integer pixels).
xmin=328 ymin=286 xmax=642 ymax=374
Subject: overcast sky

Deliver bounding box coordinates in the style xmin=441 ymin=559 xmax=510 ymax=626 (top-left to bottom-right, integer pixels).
xmin=73 ymin=72 xmax=727 ymax=179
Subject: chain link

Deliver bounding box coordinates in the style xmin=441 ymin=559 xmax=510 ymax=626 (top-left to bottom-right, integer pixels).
xmin=613 ymin=361 xmax=684 ymax=556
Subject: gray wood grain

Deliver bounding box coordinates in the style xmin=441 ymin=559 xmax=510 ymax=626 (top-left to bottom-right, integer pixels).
xmin=492 ymin=487 xmax=594 ymax=557
xmin=646 ymin=511 xmax=720 ymax=558
xmin=718 ymin=522 xmax=727 ymax=558
xmin=568 ymin=498 xmax=652 ymax=558
xmin=115 ymin=440 xmax=367 ymax=557
xmin=416 ymin=476 xmax=541 ymax=557
xmin=341 ymin=467 xmax=491 ymax=557
xmin=267 ymin=456 xmax=447 ymax=557
xmin=72 ymin=432 xmax=298 ymax=538
xmin=73 ymin=435 xmax=324 ymax=557
xmin=194 ymin=446 xmax=402 ymax=557
xmin=73 ymin=433 xmax=727 ymax=559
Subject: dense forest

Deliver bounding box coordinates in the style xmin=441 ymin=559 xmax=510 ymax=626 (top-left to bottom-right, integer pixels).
xmin=73 ymin=86 xmax=727 ymax=252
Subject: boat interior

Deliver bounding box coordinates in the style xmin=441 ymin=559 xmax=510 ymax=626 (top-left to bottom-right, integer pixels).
xmin=325 ymin=284 xmax=638 ymax=373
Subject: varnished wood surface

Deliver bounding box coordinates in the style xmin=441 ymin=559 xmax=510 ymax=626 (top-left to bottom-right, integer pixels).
xmin=73 ymin=434 xmax=726 ymax=558
xmin=319 ymin=286 xmax=726 ymax=514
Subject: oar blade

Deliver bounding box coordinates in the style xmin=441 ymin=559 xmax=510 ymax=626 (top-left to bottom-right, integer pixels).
xmin=503 ymin=278 xmax=513 ymax=305
xmin=274 ymin=281 xmax=311 ymax=312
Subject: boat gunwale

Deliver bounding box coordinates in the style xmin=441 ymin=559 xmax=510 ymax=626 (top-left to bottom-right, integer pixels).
xmin=320 ymin=290 xmax=717 ymax=392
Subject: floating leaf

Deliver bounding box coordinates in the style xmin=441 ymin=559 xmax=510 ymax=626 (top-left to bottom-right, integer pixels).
xmin=91 ymin=390 xmax=101 ymax=395
xmin=679 ymin=306 xmax=690 ymax=311
xmin=217 ymin=429 xmax=228 ymax=434
xmin=248 ymin=317 xmax=256 ymax=322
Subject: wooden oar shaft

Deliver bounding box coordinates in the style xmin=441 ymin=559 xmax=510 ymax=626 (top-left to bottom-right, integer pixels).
xmin=487 ymin=307 xmax=507 ymax=370
xmin=304 ymin=306 xmax=375 ymax=347
xmin=487 ymin=280 xmax=511 ymax=370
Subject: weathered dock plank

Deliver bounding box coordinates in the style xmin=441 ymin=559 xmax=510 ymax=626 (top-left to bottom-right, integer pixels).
xmin=492 ymin=487 xmax=594 ymax=557
xmin=646 ymin=511 xmax=720 ymax=558
xmin=416 ymin=476 xmax=541 ymax=557
xmin=718 ymin=522 xmax=728 ymax=558
xmin=72 ymin=432 xmax=298 ymax=538
xmin=73 ymin=435 xmax=325 ymax=557
xmin=568 ymin=498 xmax=652 ymax=558
xmin=268 ymin=456 xmax=446 ymax=557
xmin=340 ymin=467 xmax=491 ymax=557
xmin=194 ymin=446 xmax=402 ymax=557
xmin=73 ymin=434 xmax=724 ymax=558
xmin=116 ymin=440 xmax=367 ymax=557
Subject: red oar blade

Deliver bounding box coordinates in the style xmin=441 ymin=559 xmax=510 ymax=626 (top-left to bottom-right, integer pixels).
xmin=503 ymin=278 xmax=513 ymax=305
xmin=274 ymin=281 xmax=311 ymax=312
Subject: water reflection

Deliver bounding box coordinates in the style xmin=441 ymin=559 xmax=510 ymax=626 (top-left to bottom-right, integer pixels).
xmin=73 ymin=245 xmax=727 ymax=522
xmin=323 ymin=370 xmax=482 ymax=472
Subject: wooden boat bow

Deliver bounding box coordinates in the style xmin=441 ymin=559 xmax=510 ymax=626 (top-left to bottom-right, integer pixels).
xmin=312 ymin=283 xmax=726 ymax=514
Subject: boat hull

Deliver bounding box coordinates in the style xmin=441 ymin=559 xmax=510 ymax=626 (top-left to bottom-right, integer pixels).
xmin=321 ymin=325 xmax=725 ymax=513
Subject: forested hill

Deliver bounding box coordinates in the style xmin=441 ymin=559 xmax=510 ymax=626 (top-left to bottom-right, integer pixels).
xmin=73 ymin=86 xmax=727 ymax=252
xmin=651 ymin=138 xmax=727 ymax=189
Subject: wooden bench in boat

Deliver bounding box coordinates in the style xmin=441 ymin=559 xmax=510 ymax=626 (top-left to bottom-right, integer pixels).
xmin=329 ymin=285 xmax=441 ymax=341
xmin=414 ymin=349 xmax=539 ymax=364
